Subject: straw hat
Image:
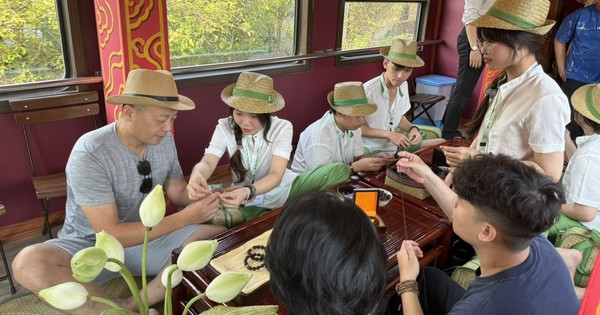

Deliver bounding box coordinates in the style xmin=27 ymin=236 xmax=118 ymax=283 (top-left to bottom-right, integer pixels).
xmin=327 ymin=82 xmax=377 ymax=117
xmin=106 ymin=69 xmax=195 ymax=111
xmin=572 ymin=84 xmax=600 ymax=124
xmin=470 ymin=0 xmax=555 ymax=35
xmin=221 ymin=72 xmax=284 ymax=114
xmin=380 ymin=39 xmax=424 ymax=68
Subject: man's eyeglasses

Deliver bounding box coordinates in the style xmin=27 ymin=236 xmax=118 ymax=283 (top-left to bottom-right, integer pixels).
xmin=137 ymin=160 xmax=153 ymax=194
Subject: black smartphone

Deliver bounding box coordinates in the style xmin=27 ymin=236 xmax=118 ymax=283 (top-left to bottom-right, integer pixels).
xmin=432 ymin=147 xmax=448 ymax=167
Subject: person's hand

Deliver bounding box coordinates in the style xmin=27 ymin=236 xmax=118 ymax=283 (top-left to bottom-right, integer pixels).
xmin=397 ymin=240 xmax=423 ymax=281
xmin=408 ymin=128 xmax=422 ymax=144
xmin=219 ymin=187 xmax=248 ymax=209
xmin=444 ymin=170 xmax=454 ymax=187
xmin=557 ymin=65 xmax=566 ymax=82
xmin=387 ymin=131 xmax=412 ymax=148
xmin=187 ymin=171 xmax=212 ymax=200
xmin=352 ymin=157 xmax=385 ymax=172
xmin=395 ymin=151 xmax=433 ymax=184
xmin=182 ymin=193 xmax=221 ymax=223
xmin=441 ymin=146 xmax=478 ymax=167
xmin=469 ymin=50 xmax=482 ymax=68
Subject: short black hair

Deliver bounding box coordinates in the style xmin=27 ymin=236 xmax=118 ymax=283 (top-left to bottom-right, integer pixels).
xmin=386 ymin=59 xmax=413 ymax=71
xmin=452 ymin=154 xmax=564 ymax=251
xmin=265 ymin=191 xmax=387 ymax=315
xmin=478 ymin=28 xmax=543 ymax=61
xmin=574 ymin=111 xmax=600 ymax=134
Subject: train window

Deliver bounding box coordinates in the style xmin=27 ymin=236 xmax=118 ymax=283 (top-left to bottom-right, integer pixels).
xmin=337 ymin=0 xmax=427 ymax=65
xmin=0 ymin=0 xmax=67 ymax=86
xmin=167 ymin=0 xmax=304 ymax=77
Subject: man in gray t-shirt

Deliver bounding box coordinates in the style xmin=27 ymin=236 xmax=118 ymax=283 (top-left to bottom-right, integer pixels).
xmin=13 ymin=69 xmax=224 ymax=314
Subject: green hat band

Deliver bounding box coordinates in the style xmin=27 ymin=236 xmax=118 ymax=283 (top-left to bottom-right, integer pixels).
xmin=487 ymin=7 xmax=538 ymax=29
xmin=233 ymin=87 xmax=274 ymax=103
xmin=333 ymin=98 xmax=369 ymax=106
xmin=388 ymin=51 xmax=417 ymax=60
xmin=586 ymin=88 xmax=600 ymax=121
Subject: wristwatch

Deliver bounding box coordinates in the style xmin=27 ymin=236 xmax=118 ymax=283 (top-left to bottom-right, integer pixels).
xmin=471 ymin=45 xmax=479 ymax=51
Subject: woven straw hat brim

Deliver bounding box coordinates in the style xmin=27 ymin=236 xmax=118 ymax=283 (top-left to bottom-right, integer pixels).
xmin=471 ymin=15 xmax=555 ymax=35
xmin=107 ymin=94 xmax=195 ymax=111
xmin=380 ymin=46 xmax=425 ymax=68
xmin=572 ymin=84 xmax=600 ymax=124
xmin=327 ymin=91 xmax=377 ymax=116
xmin=221 ymin=83 xmax=285 ymax=114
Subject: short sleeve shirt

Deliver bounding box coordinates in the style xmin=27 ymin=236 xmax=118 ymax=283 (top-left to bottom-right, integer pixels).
xmin=205 ymin=116 xmax=298 ymax=208
xmin=475 ymin=66 xmax=570 ymax=160
xmin=62 ymin=122 xmax=183 ymax=239
xmin=363 ymin=74 xmax=411 ymax=153
xmin=292 ymin=111 xmax=364 ymax=173
xmin=555 ymin=5 xmax=600 ymax=84
xmin=462 ymin=0 xmax=495 ymax=25
xmin=562 ymin=134 xmax=600 ymax=231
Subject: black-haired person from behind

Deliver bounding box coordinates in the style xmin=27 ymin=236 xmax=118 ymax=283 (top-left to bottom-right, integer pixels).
xmin=265 ymin=191 xmax=389 ymax=315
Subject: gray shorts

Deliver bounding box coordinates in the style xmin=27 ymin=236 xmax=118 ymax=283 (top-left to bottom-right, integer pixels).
xmin=45 ymin=225 xmax=201 ymax=284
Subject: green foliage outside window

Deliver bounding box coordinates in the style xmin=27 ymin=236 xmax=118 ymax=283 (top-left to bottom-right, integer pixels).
xmin=167 ymin=0 xmax=296 ymax=68
xmin=341 ymin=2 xmax=421 ymax=51
xmin=0 ymin=0 xmax=64 ymax=85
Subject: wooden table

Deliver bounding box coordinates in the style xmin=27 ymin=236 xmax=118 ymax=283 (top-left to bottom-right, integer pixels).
xmin=172 ymin=178 xmax=452 ymax=314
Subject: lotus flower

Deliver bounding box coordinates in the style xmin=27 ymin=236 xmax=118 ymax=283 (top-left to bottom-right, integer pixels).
xmin=161 ymin=264 xmax=183 ymax=288
xmin=71 ymin=247 xmax=107 ymax=283
xmin=95 ymin=230 xmax=124 ymax=272
xmin=39 ymin=282 xmax=89 ymax=310
xmin=177 ymin=240 xmax=218 ymax=271
xmin=205 ymin=272 xmax=252 ymax=303
xmin=139 ymin=185 xmax=166 ymax=228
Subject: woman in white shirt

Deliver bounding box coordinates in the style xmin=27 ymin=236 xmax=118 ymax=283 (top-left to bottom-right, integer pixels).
xmin=442 ymin=0 xmax=569 ymax=182
xmin=188 ymin=72 xmax=348 ymax=222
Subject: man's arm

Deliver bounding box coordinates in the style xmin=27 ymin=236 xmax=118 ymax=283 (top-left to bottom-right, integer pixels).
xmin=83 ymin=178 xmax=220 ymax=247
xmin=465 ymin=24 xmax=482 ymax=69
xmin=554 ymin=39 xmax=567 ymax=82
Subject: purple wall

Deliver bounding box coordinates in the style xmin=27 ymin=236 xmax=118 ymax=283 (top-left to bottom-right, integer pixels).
xmin=0 ymin=0 xmax=444 ymax=228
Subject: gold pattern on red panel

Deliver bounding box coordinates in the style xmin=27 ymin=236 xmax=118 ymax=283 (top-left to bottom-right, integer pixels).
xmin=126 ymin=0 xmax=168 ymax=70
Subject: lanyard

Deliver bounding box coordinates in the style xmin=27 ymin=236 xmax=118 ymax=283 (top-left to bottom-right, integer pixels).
xmin=330 ymin=113 xmax=353 ymax=164
xmin=379 ymin=73 xmax=403 ymax=131
xmin=478 ymin=62 xmax=539 ymax=152
xmin=241 ymin=132 xmax=265 ymax=182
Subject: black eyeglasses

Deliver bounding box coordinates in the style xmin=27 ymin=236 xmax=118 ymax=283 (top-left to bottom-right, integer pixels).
xmin=137 ymin=160 xmax=153 ymax=194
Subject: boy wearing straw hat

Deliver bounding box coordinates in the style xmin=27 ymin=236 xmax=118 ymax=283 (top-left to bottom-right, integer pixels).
xmin=292 ymin=81 xmax=385 ymax=174
xmin=362 ymin=38 xmax=445 ymax=155
xmin=545 ymin=84 xmax=600 ymax=298
xmin=13 ymin=69 xmax=225 ymax=314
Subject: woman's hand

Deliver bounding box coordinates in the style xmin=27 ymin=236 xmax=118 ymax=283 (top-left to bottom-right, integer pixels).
xmin=408 ymin=128 xmax=422 ymax=145
xmin=397 ymin=240 xmax=423 ymax=281
xmin=219 ymin=187 xmax=248 ymax=209
xmin=441 ymin=146 xmax=478 ymax=166
xmin=387 ymin=131 xmax=412 ymax=148
xmin=395 ymin=152 xmax=433 ymax=184
xmin=187 ymin=171 xmax=212 ymax=200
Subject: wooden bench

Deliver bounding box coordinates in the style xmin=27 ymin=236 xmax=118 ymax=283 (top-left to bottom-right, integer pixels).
xmin=10 ymin=91 xmax=100 ymax=238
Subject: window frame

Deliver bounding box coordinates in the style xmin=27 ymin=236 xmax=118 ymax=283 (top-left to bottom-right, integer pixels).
xmin=335 ymin=0 xmax=430 ymax=67
xmin=170 ymin=0 xmax=312 ymax=89
xmin=0 ymin=0 xmax=98 ymax=105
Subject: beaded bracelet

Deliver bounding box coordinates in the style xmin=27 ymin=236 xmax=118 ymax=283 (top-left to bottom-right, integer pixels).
xmin=243 ymin=245 xmax=266 ymax=271
xmin=395 ymin=280 xmax=419 ymax=296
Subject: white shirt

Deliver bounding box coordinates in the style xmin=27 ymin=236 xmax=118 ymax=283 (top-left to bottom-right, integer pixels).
xmin=205 ymin=116 xmax=298 ymax=208
xmin=363 ymin=74 xmax=411 ymax=153
xmin=474 ymin=65 xmax=570 ymax=161
xmin=292 ymin=111 xmax=364 ymax=173
xmin=462 ymin=0 xmax=495 ymax=25
xmin=562 ymin=134 xmax=600 ymax=231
